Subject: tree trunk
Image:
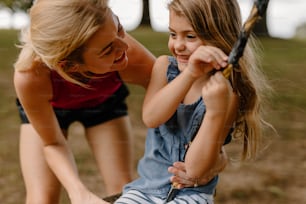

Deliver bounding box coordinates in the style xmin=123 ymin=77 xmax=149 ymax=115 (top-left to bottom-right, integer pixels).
xmin=140 ymin=0 xmax=151 ymax=25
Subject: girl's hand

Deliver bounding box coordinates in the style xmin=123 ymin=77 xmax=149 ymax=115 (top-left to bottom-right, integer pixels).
xmin=168 ymin=148 xmax=228 ymax=189
xmin=186 ymin=46 xmax=228 ymax=79
xmin=201 ymin=71 xmax=233 ymax=115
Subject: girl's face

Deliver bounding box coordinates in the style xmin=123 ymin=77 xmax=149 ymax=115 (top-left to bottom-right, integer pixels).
xmin=81 ymin=10 xmax=128 ymax=74
xmin=168 ymin=9 xmax=204 ymax=71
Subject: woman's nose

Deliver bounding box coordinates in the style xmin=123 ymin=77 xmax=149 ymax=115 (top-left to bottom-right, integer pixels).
xmin=115 ymin=37 xmax=128 ymax=52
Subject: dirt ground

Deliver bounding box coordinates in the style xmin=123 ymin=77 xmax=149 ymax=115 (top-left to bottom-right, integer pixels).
xmin=216 ymin=138 xmax=306 ymax=204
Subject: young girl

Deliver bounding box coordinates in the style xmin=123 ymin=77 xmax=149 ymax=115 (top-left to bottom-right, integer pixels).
xmin=115 ymin=0 xmax=271 ymax=203
xmin=14 ymin=1 xmax=228 ymax=203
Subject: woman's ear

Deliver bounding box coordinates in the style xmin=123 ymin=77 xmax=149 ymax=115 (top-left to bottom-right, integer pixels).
xmin=58 ymin=60 xmax=68 ymax=68
xmin=58 ymin=60 xmax=80 ymax=72
xmin=69 ymin=64 xmax=80 ymax=72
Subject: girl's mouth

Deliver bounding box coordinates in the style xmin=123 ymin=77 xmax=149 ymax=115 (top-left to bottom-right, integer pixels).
xmin=176 ymin=55 xmax=189 ymax=64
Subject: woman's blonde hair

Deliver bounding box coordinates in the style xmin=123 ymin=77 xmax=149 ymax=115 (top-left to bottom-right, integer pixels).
xmin=169 ymin=0 xmax=273 ymax=160
xmin=14 ymin=0 xmax=109 ymax=86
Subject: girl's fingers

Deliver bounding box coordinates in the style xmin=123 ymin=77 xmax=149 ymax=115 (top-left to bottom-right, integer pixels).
xmin=196 ymin=46 xmax=228 ymax=69
xmin=204 ymin=46 xmax=228 ymax=68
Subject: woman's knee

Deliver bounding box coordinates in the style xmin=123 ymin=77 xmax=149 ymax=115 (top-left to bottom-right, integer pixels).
xmin=25 ymin=188 xmax=61 ymax=204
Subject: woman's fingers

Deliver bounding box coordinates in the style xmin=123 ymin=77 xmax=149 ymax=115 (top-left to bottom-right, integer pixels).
xmin=168 ymin=161 xmax=212 ymax=188
xmin=168 ymin=162 xmax=193 ymax=188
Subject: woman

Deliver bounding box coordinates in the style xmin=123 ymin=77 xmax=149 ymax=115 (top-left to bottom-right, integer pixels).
xmin=14 ymin=1 xmax=228 ymax=204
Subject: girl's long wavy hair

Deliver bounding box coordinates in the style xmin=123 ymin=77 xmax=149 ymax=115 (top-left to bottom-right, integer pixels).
xmin=14 ymin=0 xmax=109 ymax=87
xmin=169 ymin=0 xmax=273 ymax=160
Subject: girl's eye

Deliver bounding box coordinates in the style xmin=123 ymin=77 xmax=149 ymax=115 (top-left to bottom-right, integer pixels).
xmin=186 ymin=34 xmax=196 ymax=39
xmin=169 ymin=32 xmax=176 ymax=38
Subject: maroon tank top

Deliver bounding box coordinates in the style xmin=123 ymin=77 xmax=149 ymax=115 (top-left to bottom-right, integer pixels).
xmin=50 ymin=71 xmax=122 ymax=109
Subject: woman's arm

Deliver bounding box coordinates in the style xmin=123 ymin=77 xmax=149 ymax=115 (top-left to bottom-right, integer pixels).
xmin=14 ymin=65 xmax=107 ymax=204
xmin=119 ymin=33 xmax=156 ymax=89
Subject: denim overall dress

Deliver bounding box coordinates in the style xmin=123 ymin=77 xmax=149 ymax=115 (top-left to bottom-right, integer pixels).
xmin=123 ymin=56 xmax=231 ymax=199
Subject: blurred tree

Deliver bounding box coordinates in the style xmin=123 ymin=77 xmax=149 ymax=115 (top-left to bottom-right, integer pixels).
xmin=0 ymin=0 xmax=33 ymax=11
xmin=140 ymin=0 xmax=151 ymax=25
xmin=0 ymin=0 xmax=271 ymax=37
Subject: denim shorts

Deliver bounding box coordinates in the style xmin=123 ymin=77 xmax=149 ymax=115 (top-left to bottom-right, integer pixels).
xmin=16 ymin=84 xmax=130 ymax=130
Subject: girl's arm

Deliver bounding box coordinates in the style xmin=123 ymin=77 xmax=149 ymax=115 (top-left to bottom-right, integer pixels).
xmin=142 ymin=55 xmax=197 ymax=128
xmin=118 ymin=33 xmax=156 ymax=89
xmin=142 ymin=45 xmax=228 ymax=128
xmin=14 ymin=65 xmax=107 ymax=204
xmin=184 ymin=72 xmax=238 ymax=179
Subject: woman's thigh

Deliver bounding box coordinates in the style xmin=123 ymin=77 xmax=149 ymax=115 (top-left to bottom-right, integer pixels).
xmin=86 ymin=116 xmax=134 ymax=195
xmin=19 ymin=124 xmax=62 ymax=204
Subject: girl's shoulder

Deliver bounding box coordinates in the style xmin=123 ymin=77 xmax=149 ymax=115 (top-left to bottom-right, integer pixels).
xmin=155 ymin=55 xmax=169 ymax=62
xmin=154 ymin=55 xmax=176 ymax=69
xmin=152 ymin=55 xmax=171 ymax=76
xmin=149 ymin=55 xmax=169 ymax=85
xmin=155 ymin=55 xmax=178 ymax=69
xmin=156 ymin=55 xmax=176 ymax=62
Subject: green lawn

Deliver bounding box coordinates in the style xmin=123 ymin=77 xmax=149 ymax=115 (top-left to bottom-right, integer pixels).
xmin=1 ymin=28 xmax=305 ymax=204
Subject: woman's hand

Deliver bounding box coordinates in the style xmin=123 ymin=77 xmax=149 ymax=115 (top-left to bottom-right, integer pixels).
xmin=70 ymin=188 xmax=110 ymax=204
xmin=168 ymin=147 xmax=228 ymax=189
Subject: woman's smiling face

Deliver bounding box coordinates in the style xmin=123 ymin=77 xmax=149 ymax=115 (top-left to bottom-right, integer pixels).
xmin=81 ymin=10 xmax=129 ymax=74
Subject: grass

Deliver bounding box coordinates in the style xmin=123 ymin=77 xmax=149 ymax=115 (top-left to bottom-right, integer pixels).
xmin=259 ymin=37 xmax=306 ymax=139
xmin=1 ymin=27 xmax=306 ymax=203
xmin=0 ymin=29 xmax=25 ymax=203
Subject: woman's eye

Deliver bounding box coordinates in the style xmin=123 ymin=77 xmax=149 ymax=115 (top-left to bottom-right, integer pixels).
xmin=118 ymin=23 xmax=125 ymax=37
xmin=104 ymin=47 xmax=113 ymax=55
xmin=99 ymin=46 xmax=113 ymax=57
xmin=118 ymin=24 xmax=123 ymax=32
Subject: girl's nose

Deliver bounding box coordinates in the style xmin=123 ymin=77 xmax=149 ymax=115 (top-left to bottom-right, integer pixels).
xmin=174 ymin=38 xmax=185 ymax=51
